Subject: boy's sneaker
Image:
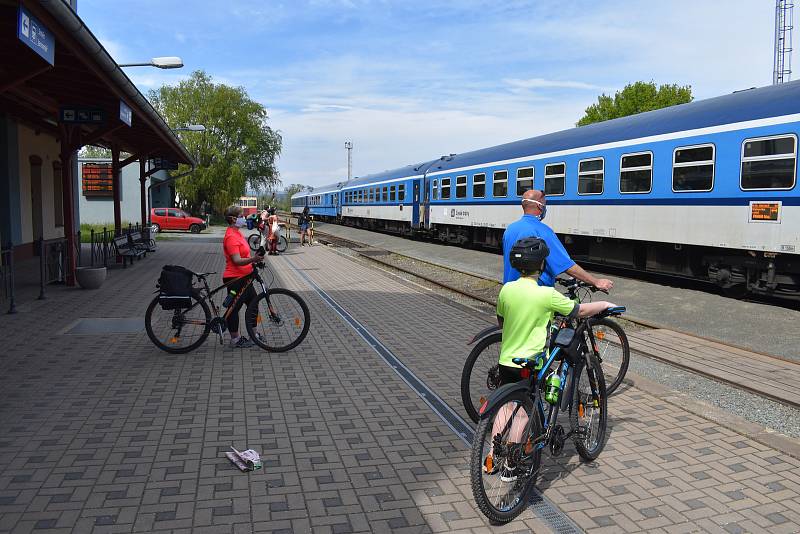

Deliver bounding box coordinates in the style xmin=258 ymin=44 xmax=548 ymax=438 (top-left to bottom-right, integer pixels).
xmin=230 ymin=336 xmax=254 ymax=349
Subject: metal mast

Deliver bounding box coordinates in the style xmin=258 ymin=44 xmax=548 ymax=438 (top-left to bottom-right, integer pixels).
xmin=344 ymin=141 xmax=353 ymax=182
xmin=774 ymin=0 xmax=794 ymax=84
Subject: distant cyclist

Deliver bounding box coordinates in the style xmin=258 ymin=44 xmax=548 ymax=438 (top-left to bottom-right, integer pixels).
xmin=503 ymin=189 xmax=613 ymax=290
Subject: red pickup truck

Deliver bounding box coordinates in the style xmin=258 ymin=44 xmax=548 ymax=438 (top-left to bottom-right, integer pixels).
xmin=150 ymin=208 xmax=207 ymax=233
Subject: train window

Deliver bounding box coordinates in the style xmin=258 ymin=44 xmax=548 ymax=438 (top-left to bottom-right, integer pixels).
xmin=493 ymin=170 xmax=508 ymax=197
xmin=432 ymin=179 xmax=439 ymax=200
xmin=516 ymin=167 xmax=534 ymax=196
xmin=399 ymin=184 xmax=406 ymax=201
xmin=456 ymin=175 xmax=467 ymax=198
xmin=740 ymin=135 xmax=796 ymax=190
xmin=544 ymin=163 xmax=565 ymax=196
xmin=390 ymin=185 xmax=396 ymax=202
xmin=673 ymin=144 xmax=714 ymax=192
xmin=578 ymin=158 xmax=604 ymax=195
xmin=369 ymin=188 xmax=375 ymax=203
xmin=441 ymin=177 xmax=451 ymax=199
xmin=473 ymin=173 xmax=486 ymax=198
xmin=620 ymin=152 xmax=652 ymax=193
xmin=382 ymin=186 xmax=388 ymax=202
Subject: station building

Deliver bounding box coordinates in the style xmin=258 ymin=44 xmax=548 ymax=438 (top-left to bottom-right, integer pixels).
xmin=0 ymin=0 xmax=194 ymax=294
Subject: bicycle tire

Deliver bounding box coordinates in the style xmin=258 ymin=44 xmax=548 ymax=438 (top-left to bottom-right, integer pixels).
xmin=470 ymin=389 xmax=542 ymax=523
xmin=247 ymin=233 xmax=261 ymax=251
xmin=461 ymin=332 xmax=502 ymax=424
xmin=570 ymin=355 xmax=608 ymax=461
xmin=245 ymin=288 xmax=310 ymax=352
xmin=277 ymin=235 xmax=288 ymax=253
xmin=145 ymin=294 xmax=211 ymax=354
xmin=588 ymin=317 xmax=630 ymax=396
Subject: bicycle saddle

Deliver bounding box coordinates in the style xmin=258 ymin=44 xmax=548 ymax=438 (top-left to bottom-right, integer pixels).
xmin=195 ymin=271 xmax=217 ymax=278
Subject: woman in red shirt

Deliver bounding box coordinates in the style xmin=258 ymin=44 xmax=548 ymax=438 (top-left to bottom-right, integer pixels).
xmin=222 ymin=205 xmax=265 ymax=348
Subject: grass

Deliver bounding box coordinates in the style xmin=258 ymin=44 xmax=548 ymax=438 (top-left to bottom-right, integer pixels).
xmin=79 ymin=222 xmax=141 ymax=242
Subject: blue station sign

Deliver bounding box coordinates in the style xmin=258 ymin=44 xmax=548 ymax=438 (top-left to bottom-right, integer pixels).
xmin=119 ymin=101 xmax=132 ymax=126
xmin=17 ymin=6 xmax=55 ymax=65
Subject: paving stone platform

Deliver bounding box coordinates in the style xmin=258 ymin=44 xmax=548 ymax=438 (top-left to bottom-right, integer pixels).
xmin=1 ymin=240 xmax=799 ymax=533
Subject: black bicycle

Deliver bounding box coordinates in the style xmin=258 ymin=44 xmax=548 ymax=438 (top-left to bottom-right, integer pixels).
xmin=248 ymin=223 xmax=289 ymax=254
xmin=145 ymin=261 xmax=310 ymax=354
xmin=460 ymin=278 xmax=630 ymax=423
xmin=469 ymin=306 xmax=625 ymax=523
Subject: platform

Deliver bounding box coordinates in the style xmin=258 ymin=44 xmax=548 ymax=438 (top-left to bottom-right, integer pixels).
xmin=1 ymin=240 xmax=799 ymax=533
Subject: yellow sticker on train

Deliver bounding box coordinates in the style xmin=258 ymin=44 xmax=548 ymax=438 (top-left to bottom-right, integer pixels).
xmin=750 ymin=201 xmax=780 ymax=222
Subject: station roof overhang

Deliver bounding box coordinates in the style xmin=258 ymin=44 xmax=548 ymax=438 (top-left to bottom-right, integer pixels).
xmin=0 ymin=0 xmax=194 ymax=166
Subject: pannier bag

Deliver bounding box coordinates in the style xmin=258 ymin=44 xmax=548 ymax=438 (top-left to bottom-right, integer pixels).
xmin=158 ymin=265 xmax=194 ymax=310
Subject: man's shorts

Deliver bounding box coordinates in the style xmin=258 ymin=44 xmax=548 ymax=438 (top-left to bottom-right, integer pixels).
xmin=498 ymin=364 xmax=525 ymax=386
xmin=300 ymin=223 xmax=309 ymax=232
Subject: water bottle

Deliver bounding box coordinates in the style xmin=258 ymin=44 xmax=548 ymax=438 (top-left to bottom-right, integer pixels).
xmin=223 ymin=289 xmax=237 ymax=308
xmin=544 ymin=372 xmax=561 ymax=405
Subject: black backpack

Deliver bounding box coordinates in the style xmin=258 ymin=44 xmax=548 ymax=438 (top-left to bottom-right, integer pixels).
xmin=157 ymin=265 xmax=194 ymax=310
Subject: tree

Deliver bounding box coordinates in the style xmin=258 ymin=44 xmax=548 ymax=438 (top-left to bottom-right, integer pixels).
xmin=577 ymin=81 xmax=693 ymax=127
xmin=148 ymin=70 xmax=282 ymax=214
xmin=79 ymin=145 xmax=111 ymax=158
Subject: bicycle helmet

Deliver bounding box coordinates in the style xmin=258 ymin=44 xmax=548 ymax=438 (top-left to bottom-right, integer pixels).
xmin=509 ymin=237 xmax=549 ymax=274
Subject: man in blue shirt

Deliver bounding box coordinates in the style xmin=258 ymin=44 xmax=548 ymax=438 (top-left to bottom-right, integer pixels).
xmin=503 ymin=189 xmax=613 ymax=290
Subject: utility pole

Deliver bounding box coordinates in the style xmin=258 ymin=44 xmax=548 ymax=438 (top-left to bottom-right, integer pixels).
xmin=344 ymin=141 xmax=353 ymax=183
xmin=774 ymin=0 xmax=794 ymax=84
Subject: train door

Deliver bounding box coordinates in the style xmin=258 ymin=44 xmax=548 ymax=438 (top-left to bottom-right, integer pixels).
xmin=335 ymin=191 xmax=342 ymax=219
xmin=422 ymin=175 xmax=431 ymax=229
xmin=411 ymin=179 xmax=421 ymax=228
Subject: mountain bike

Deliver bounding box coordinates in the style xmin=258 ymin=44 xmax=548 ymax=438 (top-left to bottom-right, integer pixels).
xmin=145 ymin=260 xmax=310 ymax=354
xmin=469 ymin=306 xmax=625 ymax=523
xmin=460 ymin=278 xmax=630 ymax=423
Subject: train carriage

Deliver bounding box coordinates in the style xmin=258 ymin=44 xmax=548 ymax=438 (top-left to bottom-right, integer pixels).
xmin=293 ymin=80 xmax=800 ymax=298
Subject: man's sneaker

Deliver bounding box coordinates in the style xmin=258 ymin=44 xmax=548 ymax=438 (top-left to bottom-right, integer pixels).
xmin=230 ymin=336 xmax=254 ymax=349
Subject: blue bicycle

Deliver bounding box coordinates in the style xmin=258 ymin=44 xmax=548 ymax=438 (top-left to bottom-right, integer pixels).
xmin=469 ymin=306 xmax=626 ymax=523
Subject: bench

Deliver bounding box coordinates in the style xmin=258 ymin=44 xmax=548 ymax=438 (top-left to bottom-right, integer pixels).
xmin=112 ymin=235 xmax=146 ymax=268
xmin=129 ymin=231 xmax=155 ymax=254
xmin=139 ymin=228 xmax=157 ymax=252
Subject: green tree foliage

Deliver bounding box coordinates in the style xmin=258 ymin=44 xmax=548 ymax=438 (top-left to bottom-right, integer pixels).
xmin=148 ymin=70 xmax=282 ymax=214
xmin=79 ymin=145 xmax=111 ymax=158
xmin=577 ymin=81 xmax=693 ymax=127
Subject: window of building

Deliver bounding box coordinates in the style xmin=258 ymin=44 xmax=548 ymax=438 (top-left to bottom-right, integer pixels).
xmin=544 ymin=163 xmax=565 ymax=196
xmin=473 ymin=173 xmax=486 ymax=198
xmin=456 ymin=175 xmax=467 ymax=198
xmin=516 ymin=167 xmax=534 ymax=196
xmin=673 ymin=144 xmax=715 ymax=192
xmin=493 ymin=170 xmax=508 ymax=197
xmin=578 ymin=158 xmax=604 ymax=195
xmin=441 ymin=177 xmax=451 ymax=199
xmin=53 ymin=163 xmax=63 ymax=227
xmin=620 ymin=152 xmax=653 ymax=193
xmin=740 ymin=135 xmax=797 ymax=190
xmin=432 ymin=179 xmax=438 ymax=200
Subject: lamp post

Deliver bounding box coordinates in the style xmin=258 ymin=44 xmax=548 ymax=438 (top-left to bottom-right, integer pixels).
xmin=344 ymin=141 xmax=352 ymax=183
xmin=119 ymin=56 xmax=184 ymax=69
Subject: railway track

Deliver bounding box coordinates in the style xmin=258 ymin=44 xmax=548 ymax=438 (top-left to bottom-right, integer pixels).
xmin=309 ymin=227 xmax=800 ymax=411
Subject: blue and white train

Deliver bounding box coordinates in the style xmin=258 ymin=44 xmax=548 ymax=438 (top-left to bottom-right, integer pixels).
xmin=293 ymin=81 xmax=800 ymax=298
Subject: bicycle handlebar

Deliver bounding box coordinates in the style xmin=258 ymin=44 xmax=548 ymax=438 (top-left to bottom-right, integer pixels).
xmin=556 ymin=277 xmax=608 ymax=295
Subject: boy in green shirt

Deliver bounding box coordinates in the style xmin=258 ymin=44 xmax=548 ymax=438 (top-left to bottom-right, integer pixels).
xmin=489 ymin=237 xmax=615 ymax=480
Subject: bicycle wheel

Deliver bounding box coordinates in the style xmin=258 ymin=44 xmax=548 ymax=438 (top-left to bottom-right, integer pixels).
xmin=461 ymin=332 xmax=502 ymax=424
xmin=245 ymin=288 xmax=310 ymax=352
xmin=247 ymin=233 xmax=261 ymax=251
xmin=570 ymin=355 xmax=608 ymax=461
xmin=145 ymin=294 xmax=211 ymax=354
xmin=276 ymin=235 xmax=288 ymax=253
xmin=470 ymin=389 xmax=542 ymax=523
xmin=588 ymin=317 xmax=630 ymax=395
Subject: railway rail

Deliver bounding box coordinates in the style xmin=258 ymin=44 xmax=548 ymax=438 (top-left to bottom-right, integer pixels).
xmin=309 ymin=226 xmax=800 ymax=411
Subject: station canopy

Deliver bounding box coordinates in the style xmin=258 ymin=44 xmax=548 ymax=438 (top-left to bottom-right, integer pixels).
xmin=0 ymin=0 xmax=193 ymax=166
